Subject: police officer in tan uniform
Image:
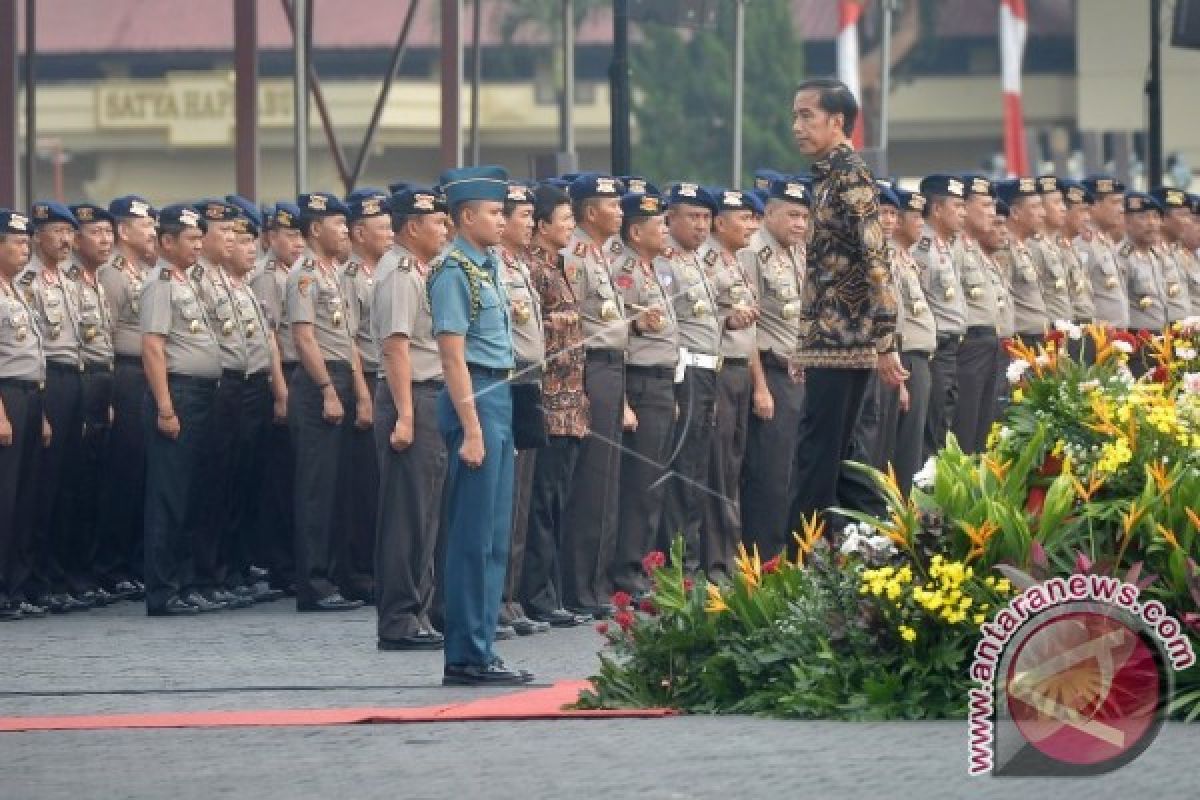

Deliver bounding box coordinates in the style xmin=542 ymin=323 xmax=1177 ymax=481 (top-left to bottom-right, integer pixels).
xmin=1119 ymin=192 xmax=1170 ymax=349
xmin=141 ymin=205 xmax=223 ymax=615
xmin=1058 ymin=180 xmax=1095 ymax=328
xmin=0 ymin=209 xmax=45 ymax=620
xmin=985 ymin=201 xmax=1016 ymax=419
xmin=994 ymin=179 xmax=1049 ymax=348
xmin=610 ymin=190 xmax=676 ymax=598
xmin=95 ymin=195 xmax=157 ymax=599
xmin=1079 ymin=177 xmax=1130 ymax=330
xmin=1179 ymin=192 xmax=1200 ymax=314
xmin=739 ymin=177 xmax=808 ymax=559
xmin=1151 ymin=187 xmax=1195 ymax=324
xmin=372 ymin=186 xmax=450 ymax=650
xmin=657 ymin=183 xmax=721 ymax=571
xmin=699 ymin=188 xmax=758 ymax=580
xmin=559 ymin=174 xmax=625 ymax=619
xmin=1029 ymin=177 xmax=1074 ymax=330
xmin=67 ymin=203 xmax=117 ymax=602
xmin=288 ymin=192 xmax=371 ymax=612
xmin=18 ymin=202 xmax=87 ymax=612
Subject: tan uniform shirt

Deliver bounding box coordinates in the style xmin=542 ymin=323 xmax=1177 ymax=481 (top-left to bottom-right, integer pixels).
xmin=192 ymin=258 xmax=249 ymax=373
xmin=98 ymin=253 xmax=148 ymax=358
xmin=995 ymin=239 xmax=1047 ymax=336
xmin=739 ymin=228 xmax=802 ymax=361
xmin=892 ymin=242 xmax=937 ymax=354
xmin=0 ymin=278 xmax=45 ymax=382
xmin=613 ymin=249 xmax=677 ymax=368
xmin=658 ymin=235 xmax=720 ymax=357
xmin=250 ymin=251 xmax=297 ymax=363
xmin=69 ymin=263 xmax=115 ymax=366
xmin=340 ymin=255 xmax=379 ymax=373
xmin=1153 ymin=243 xmax=1191 ymax=323
xmin=17 ymin=256 xmax=82 ymax=368
xmin=371 ymin=245 xmax=443 ymax=383
xmin=286 ymin=249 xmax=355 ymax=364
xmin=562 ymin=228 xmax=627 ymax=351
xmin=499 ymin=247 xmax=545 ymax=368
xmin=911 ymin=228 xmax=966 ymax=336
xmin=700 ymin=238 xmax=757 ymax=359
xmin=1119 ymin=239 xmax=1168 ymax=331
xmin=139 ymin=262 xmax=222 ymax=379
xmin=956 ymin=236 xmax=999 ymax=329
xmin=1076 ymin=231 xmax=1128 ymax=328
xmin=1027 ymin=234 xmax=1073 ymax=325
xmin=1059 ymin=235 xmax=1094 ymax=322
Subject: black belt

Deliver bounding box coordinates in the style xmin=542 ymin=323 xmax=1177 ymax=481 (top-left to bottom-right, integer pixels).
xmin=936 ymin=333 xmax=964 ymax=347
xmin=0 ymin=377 xmax=43 ymax=391
xmin=167 ymin=373 xmax=219 ymax=388
xmin=965 ymin=326 xmax=997 ymax=338
xmin=83 ymin=360 xmax=113 ymax=374
xmin=46 ymin=360 xmax=82 ymax=374
xmin=413 ymin=378 xmax=445 ymax=389
xmin=1074 ymin=318 xmax=1093 ymax=325
xmin=626 ymin=364 xmax=675 ymax=380
xmin=904 ymin=349 xmax=933 ymax=360
xmin=759 ymin=351 xmax=790 ymax=372
xmin=586 ymin=349 xmax=625 ymax=364
xmin=222 ymin=369 xmax=270 ymax=382
xmin=722 ymin=356 xmax=750 ymax=368
xmin=115 ymin=354 xmax=142 ymax=367
xmin=467 ymin=364 xmax=514 ymax=381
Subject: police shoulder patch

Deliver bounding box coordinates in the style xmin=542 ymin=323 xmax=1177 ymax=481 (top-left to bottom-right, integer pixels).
xmin=758 ymin=246 xmax=773 ymax=263
xmin=621 ymin=255 xmax=635 ymax=273
xmin=266 ymin=259 xmax=279 ymax=272
xmin=703 ymin=249 xmax=718 ymax=267
xmin=17 ymin=270 xmax=33 ymax=286
xmin=302 ymin=258 xmax=316 ymax=271
xmin=917 ymin=237 xmax=931 ymax=252
xmin=159 ymin=268 xmax=172 ymax=281
xmin=188 ymin=265 xmax=203 ymax=281
xmin=111 ymin=254 xmax=126 ymax=269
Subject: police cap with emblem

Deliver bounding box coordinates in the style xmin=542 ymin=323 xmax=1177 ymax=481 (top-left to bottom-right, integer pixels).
xmin=1036 ymin=175 xmax=1063 ymax=196
xmin=1059 ymin=179 xmax=1092 ymax=206
xmin=390 ymin=187 xmax=443 ymax=217
xmin=753 ymin=168 xmax=784 ymax=192
xmin=708 ymin=188 xmax=753 ymax=214
xmin=271 ymin=202 xmax=304 ymax=231
xmin=620 ymin=176 xmax=658 ymax=196
xmin=69 ymin=203 xmax=116 ymax=228
xmin=876 ymin=182 xmax=900 ymax=208
xmin=0 ymin=209 xmax=30 ymax=236
xmin=347 ymin=191 xmax=390 ymax=222
xmin=1149 ymin=187 xmax=1189 ymax=211
xmin=439 ymin=165 xmax=510 ymax=209
xmin=918 ymin=174 xmax=967 ymax=199
xmin=568 ymin=173 xmax=624 ymax=202
xmin=994 ymin=178 xmax=1039 ymax=205
xmin=505 ymin=183 xmax=535 ymax=207
xmin=298 ymin=191 xmax=351 ymax=220
xmin=232 ymin=215 xmax=260 ymax=238
xmin=620 ymin=191 xmax=666 ymax=219
xmin=895 ymin=189 xmax=926 ymax=213
xmin=224 ymin=194 xmax=263 ymax=230
xmin=1124 ymin=191 xmax=1163 ymax=215
xmin=157 ymin=203 xmax=207 ymax=233
xmin=1082 ymin=175 xmax=1126 ymax=197
xmin=668 ymin=182 xmax=717 ymax=213
xmin=31 ymin=200 xmax=79 ymax=230
xmin=109 ymin=195 xmax=156 ymax=220
xmin=194 ymin=198 xmax=240 ymax=222
xmin=961 ymin=174 xmax=994 ymax=198
xmin=767 ymin=177 xmax=810 ymax=207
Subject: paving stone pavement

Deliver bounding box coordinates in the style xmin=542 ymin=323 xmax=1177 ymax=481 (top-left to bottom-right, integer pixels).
xmin=2 ymin=600 xmax=1197 ymax=799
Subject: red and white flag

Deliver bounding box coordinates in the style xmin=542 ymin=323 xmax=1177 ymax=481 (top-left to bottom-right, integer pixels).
xmin=837 ymin=0 xmax=865 ymax=149
xmin=1000 ymin=0 xmax=1029 ymax=176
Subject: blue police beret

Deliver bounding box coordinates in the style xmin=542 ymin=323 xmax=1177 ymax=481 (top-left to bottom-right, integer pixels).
xmin=505 ymin=183 xmax=534 ymax=205
xmin=69 ymin=203 xmax=116 ymax=226
xmin=995 ymin=199 xmax=1011 ymax=218
xmin=194 ymin=198 xmax=240 ymax=223
xmin=668 ymin=182 xmax=716 ymax=213
xmin=157 ymin=203 xmax=207 ymax=232
xmin=707 ymin=188 xmax=754 ymax=214
xmin=568 ymin=173 xmax=623 ymax=202
xmin=1058 ymin=179 xmax=1092 ymax=206
xmin=347 ymin=191 xmax=390 ymax=221
xmin=621 ymin=191 xmax=666 ymax=219
xmin=232 ymin=215 xmax=260 ymax=237
xmin=0 ymin=208 xmax=31 ymax=235
xmin=745 ymin=192 xmax=766 ymax=216
xmin=387 ymin=181 xmax=411 ymax=196
xmin=390 ymin=187 xmax=444 ymax=216
xmin=995 ymin=177 xmax=1039 ymax=205
xmin=31 ymin=201 xmax=78 ymax=229
xmin=876 ymin=183 xmax=900 ymax=208
xmin=1036 ymin=175 xmax=1062 ymax=195
xmin=1149 ymin=187 xmax=1189 ymax=211
xmin=272 ymin=202 xmax=304 ymax=231
xmin=224 ymin=194 xmax=263 ymax=229
xmin=108 ymin=195 xmax=156 ymax=220
xmin=1189 ymin=193 xmax=1200 ymax=214
xmin=439 ymin=165 xmax=510 ymax=208
xmin=752 ymin=169 xmax=785 ymax=192
xmin=894 ymin=189 xmax=926 ymax=213
xmin=1124 ymin=191 xmax=1163 ymax=214
xmin=345 ymin=187 xmax=387 ymax=204
xmin=918 ymin=174 xmax=967 ymax=199
xmin=1082 ymin=175 xmax=1126 ymax=196
xmin=766 ymin=177 xmax=810 ymax=206
xmin=539 ymin=178 xmax=570 ymax=191
xmin=298 ymin=192 xmax=351 ymax=218
xmin=961 ymin=174 xmax=994 ymax=198
xmin=750 ymin=188 xmax=769 ymax=208
xmin=620 ymin=176 xmax=657 ymax=196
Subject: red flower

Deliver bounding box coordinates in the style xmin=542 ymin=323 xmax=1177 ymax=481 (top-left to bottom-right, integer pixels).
xmin=1151 ymin=365 xmax=1169 ymax=383
xmin=1112 ymin=330 xmax=1141 ymax=351
xmin=638 ymin=597 xmax=657 ymax=614
xmin=763 ymin=555 xmax=781 ymax=575
xmin=611 ymin=590 xmax=632 ymax=610
xmin=1001 ymin=338 xmax=1019 ymax=358
xmin=594 ymin=621 xmax=609 ymax=635
xmin=1136 ymin=329 xmax=1155 ymax=343
xmin=1044 ymin=329 xmax=1065 ymax=348
xmin=683 ymin=578 xmax=695 ymax=592
xmin=614 ymin=609 xmax=635 ymax=631
xmin=641 ymin=551 xmax=667 ymax=574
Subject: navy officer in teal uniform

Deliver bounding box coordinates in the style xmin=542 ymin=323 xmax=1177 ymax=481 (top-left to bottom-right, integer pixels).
xmin=429 ymin=166 xmax=533 ymax=686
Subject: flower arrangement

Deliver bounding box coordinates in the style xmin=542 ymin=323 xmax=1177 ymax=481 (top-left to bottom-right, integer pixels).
xmin=579 ymin=324 xmax=1200 ymax=720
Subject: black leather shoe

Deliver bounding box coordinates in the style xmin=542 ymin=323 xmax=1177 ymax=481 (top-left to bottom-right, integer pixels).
xmin=147 ymin=595 xmax=202 ymax=616
xmin=17 ymin=601 xmax=47 ymax=617
xmin=183 ymin=591 xmax=227 ymax=612
xmin=443 ymin=662 xmax=535 ymax=686
xmin=378 ymin=635 xmax=445 ymax=651
xmin=490 ymin=657 xmax=535 ymax=682
xmin=35 ymin=594 xmax=66 ymax=614
xmin=59 ymin=593 xmax=92 ymax=612
xmin=112 ymin=580 xmax=142 ymax=601
xmin=570 ymin=603 xmax=615 ymax=620
xmin=211 ymin=589 xmax=254 ymax=609
xmin=0 ymin=604 xmax=21 ymax=621
xmin=495 ymin=624 xmax=517 ymax=640
xmin=298 ymin=593 xmax=363 ymax=612
xmin=530 ymin=607 xmax=590 ymax=627
xmin=510 ymin=616 xmax=547 ymax=636
xmin=250 ymin=583 xmax=285 ymax=602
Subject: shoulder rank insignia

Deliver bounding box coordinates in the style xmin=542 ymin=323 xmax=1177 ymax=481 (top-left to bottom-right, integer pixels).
xmin=917 ymin=237 xmax=931 ymax=252
xmin=188 ymin=264 xmax=203 ymax=281
xmin=159 ymin=268 xmax=172 ymax=281
xmin=573 ymin=242 xmax=588 ymax=258
xmin=18 ymin=271 xmax=33 ymax=286
xmin=620 ymin=256 xmax=635 ymax=273
xmin=266 ymin=259 xmax=278 ymax=272
xmin=703 ymin=250 xmax=718 ymax=267
xmin=302 ymin=258 xmax=315 ymax=271
xmin=758 ymin=246 xmax=773 ymax=263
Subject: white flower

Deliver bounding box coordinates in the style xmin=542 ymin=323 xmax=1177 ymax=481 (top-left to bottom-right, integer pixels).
xmin=1054 ymin=319 xmax=1073 ymax=333
xmin=1113 ymin=340 xmax=1134 ymax=355
xmin=1006 ymin=359 xmax=1030 ymax=384
xmin=866 ymin=535 xmax=897 ymax=556
xmin=1184 ymin=373 xmax=1200 ymax=395
xmin=1078 ymin=379 xmax=1100 ymax=393
xmin=1068 ymin=324 xmax=1083 ymax=341
xmin=1177 ymin=346 xmax=1197 ymax=361
xmin=913 ymin=457 xmax=937 ymax=490
xmin=839 ymin=532 xmax=867 ymax=556
xmin=1035 ymin=354 xmax=1051 ymax=368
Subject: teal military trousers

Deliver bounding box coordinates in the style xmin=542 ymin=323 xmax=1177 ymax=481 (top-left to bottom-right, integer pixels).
xmin=437 ymin=374 xmax=514 ymax=667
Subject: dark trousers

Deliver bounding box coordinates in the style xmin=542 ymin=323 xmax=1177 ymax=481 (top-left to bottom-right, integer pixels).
xmin=95 ymin=357 xmax=146 ymax=585
xmin=72 ymin=364 xmax=114 ymax=591
xmin=923 ymin=335 xmax=960 ymax=460
xmin=790 ymin=367 xmax=872 ymax=528
xmin=438 ymin=375 xmax=514 ymax=667
xmin=192 ymin=373 xmax=244 ymax=591
xmin=855 ymin=371 xmax=885 ymax=468
xmin=519 ymin=435 xmax=581 ymax=616
xmin=660 ymin=366 xmax=718 ymax=571
xmin=741 ymin=363 xmax=805 ymax=560
xmin=289 ymin=362 xmax=355 ymax=607
xmin=953 ymin=329 xmax=1000 ymax=454
xmin=30 ymin=364 xmax=83 ymax=597
xmin=255 ymin=363 xmax=297 ymax=588
xmin=143 ymin=376 xmax=217 ymax=611
xmin=883 ymin=352 xmax=932 ymax=495
xmin=374 ymin=381 xmax=446 ymax=640
xmin=0 ymin=381 xmax=43 ymax=606
xmin=703 ymin=362 xmax=752 ymax=582
xmin=838 ymin=374 xmax=888 ymax=522
xmin=337 ymin=372 xmax=378 ymax=602
xmin=560 ymin=353 xmax=624 ymax=610
xmin=502 ymin=446 xmax=537 ymax=622
xmin=611 ymin=366 xmax=675 ymax=594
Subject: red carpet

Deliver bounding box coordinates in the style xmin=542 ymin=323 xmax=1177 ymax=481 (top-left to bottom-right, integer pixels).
xmin=0 ymin=680 xmax=674 ymax=732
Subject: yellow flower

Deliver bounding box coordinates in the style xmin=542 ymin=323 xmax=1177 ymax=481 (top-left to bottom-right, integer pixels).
xmin=793 ymin=512 xmax=826 ymax=566
xmin=973 ymin=613 xmax=987 ymax=625
xmin=899 ymin=625 xmax=917 ymax=643
xmin=734 ymin=542 xmax=762 ymax=588
xmin=704 ymin=582 xmax=728 ymax=614
xmin=1012 ymin=388 xmax=1025 ymax=404
xmin=995 ymin=578 xmax=1013 ymax=594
